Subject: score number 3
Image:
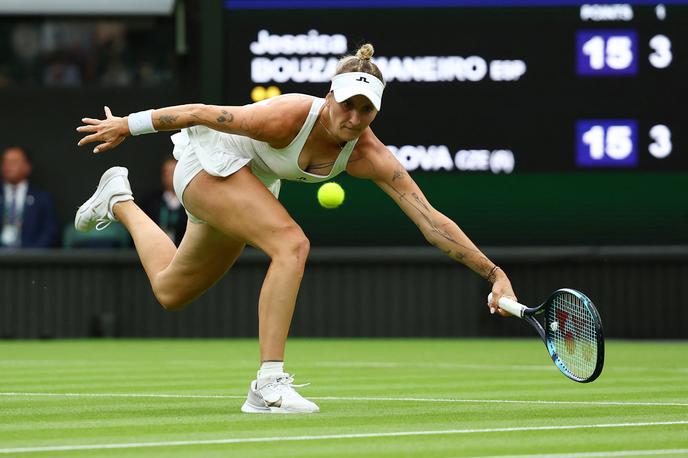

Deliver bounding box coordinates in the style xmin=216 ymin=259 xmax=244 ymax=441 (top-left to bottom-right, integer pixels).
xmin=649 ymin=35 xmax=672 ymax=69
xmin=577 ymin=31 xmax=673 ymax=74
xmin=576 ymin=121 xmax=672 ymax=167
xmin=649 ymin=124 xmax=672 ymax=159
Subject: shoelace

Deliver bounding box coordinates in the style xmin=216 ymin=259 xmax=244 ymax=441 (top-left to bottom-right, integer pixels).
xmin=267 ymin=374 xmax=310 ymax=391
xmin=95 ymin=219 xmax=112 ymax=231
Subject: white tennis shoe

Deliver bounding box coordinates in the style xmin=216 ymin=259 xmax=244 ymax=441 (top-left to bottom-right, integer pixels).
xmin=75 ymin=166 xmax=133 ymax=232
xmin=240 ymin=373 xmax=319 ymax=414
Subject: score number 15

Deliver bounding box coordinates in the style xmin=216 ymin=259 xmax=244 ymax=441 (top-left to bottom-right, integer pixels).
xmin=577 ymin=30 xmax=672 ymax=75
xmin=576 ymin=120 xmax=672 ymax=168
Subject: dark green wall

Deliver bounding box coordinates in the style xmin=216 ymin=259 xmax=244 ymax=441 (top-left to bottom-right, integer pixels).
xmin=280 ymin=172 xmax=687 ymax=246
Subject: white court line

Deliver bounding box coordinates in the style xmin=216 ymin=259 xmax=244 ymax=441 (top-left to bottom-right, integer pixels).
xmin=1 ymin=392 xmax=687 ymax=407
xmin=0 ymin=392 xmax=243 ymax=399
xmin=313 ymin=362 xmax=688 ymax=373
xmin=314 ymin=361 xmax=552 ymax=370
xmin=463 ymin=449 xmax=688 ymax=458
xmin=312 ymin=396 xmax=688 ymax=408
xmin=2 ymin=360 xmax=686 ymax=373
xmin=0 ymin=421 xmax=686 ymax=454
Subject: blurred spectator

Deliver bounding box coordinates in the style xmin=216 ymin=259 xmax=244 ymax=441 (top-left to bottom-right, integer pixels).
xmin=0 ymin=19 xmax=176 ymax=88
xmin=0 ymin=146 xmax=58 ymax=248
xmin=43 ymin=52 xmax=82 ymax=86
xmin=100 ymin=58 xmax=132 ymax=86
xmin=141 ymin=157 xmax=187 ymax=245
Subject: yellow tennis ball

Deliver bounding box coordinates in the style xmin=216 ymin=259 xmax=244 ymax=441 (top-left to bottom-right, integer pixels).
xmin=317 ymin=182 xmax=345 ymax=209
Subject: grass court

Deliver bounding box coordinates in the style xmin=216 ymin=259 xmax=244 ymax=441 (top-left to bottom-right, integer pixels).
xmin=1 ymin=339 xmax=686 ymax=457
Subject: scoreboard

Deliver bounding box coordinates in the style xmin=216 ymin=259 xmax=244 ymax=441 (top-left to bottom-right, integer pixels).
xmin=223 ymin=1 xmax=687 ymax=246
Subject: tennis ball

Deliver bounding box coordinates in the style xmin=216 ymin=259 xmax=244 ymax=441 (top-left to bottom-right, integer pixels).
xmin=317 ymin=182 xmax=345 ymax=209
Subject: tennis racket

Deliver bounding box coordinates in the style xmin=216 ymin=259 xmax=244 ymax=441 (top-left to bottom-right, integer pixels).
xmin=488 ymin=288 xmax=604 ymax=383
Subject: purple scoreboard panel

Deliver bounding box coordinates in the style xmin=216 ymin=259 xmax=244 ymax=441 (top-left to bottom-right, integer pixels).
xmin=222 ymin=1 xmax=688 ymax=246
xmin=576 ymin=120 xmax=639 ymax=167
xmin=224 ymin=1 xmax=688 ymax=174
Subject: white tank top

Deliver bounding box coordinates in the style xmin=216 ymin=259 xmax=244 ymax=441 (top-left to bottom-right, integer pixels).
xmin=221 ymin=96 xmax=357 ymax=184
xmin=171 ymin=96 xmax=356 ymax=198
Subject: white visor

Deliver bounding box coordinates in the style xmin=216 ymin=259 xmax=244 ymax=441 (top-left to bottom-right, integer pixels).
xmin=330 ymin=72 xmax=384 ymax=111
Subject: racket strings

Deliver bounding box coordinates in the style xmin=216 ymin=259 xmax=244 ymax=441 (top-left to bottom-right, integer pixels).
xmin=547 ymin=292 xmax=598 ymax=379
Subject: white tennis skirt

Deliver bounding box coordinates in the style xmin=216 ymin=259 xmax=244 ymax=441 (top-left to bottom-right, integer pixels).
xmin=170 ymin=126 xmax=251 ymax=224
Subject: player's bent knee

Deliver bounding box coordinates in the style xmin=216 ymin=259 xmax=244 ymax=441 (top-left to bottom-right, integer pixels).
xmin=293 ymin=233 xmax=310 ymax=260
xmin=153 ymin=287 xmax=190 ymax=311
xmin=150 ymin=270 xmax=198 ymax=311
xmin=287 ymin=230 xmax=310 ymax=264
xmin=271 ymin=226 xmax=310 ymax=266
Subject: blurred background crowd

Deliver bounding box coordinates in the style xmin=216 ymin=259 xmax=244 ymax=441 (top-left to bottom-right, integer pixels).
xmin=0 ymin=19 xmax=175 ymax=88
xmin=0 ymin=3 xmax=191 ymax=250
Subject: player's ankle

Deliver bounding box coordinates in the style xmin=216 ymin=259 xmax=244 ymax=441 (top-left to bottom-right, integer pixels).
xmin=111 ymin=198 xmax=134 ymax=221
xmin=257 ymin=360 xmax=284 ymax=380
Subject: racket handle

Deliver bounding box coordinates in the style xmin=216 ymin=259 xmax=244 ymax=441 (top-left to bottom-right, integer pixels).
xmin=487 ymin=293 xmax=526 ymax=318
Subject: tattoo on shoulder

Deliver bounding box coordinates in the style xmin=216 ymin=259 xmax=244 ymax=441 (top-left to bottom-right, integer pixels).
xmin=158 ymin=115 xmax=179 ymax=125
xmin=216 ymin=110 xmax=234 ymax=124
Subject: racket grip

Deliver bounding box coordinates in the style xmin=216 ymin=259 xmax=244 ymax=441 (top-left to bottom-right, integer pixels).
xmin=487 ymin=293 xmax=526 ymax=318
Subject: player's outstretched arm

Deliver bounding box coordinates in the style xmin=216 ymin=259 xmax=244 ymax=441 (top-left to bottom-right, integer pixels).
xmin=348 ymin=129 xmax=516 ymax=315
xmin=77 ymin=97 xmax=301 ymax=153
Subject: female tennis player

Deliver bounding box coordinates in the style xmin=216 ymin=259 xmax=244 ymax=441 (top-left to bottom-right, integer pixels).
xmin=75 ymin=44 xmax=517 ymax=414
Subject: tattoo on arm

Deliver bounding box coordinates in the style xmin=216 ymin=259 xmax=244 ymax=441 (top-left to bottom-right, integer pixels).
xmin=410 ymin=192 xmax=465 ymax=253
xmin=158 ymin=115 xmax=179 ymax=126
xmin=411 ymin=193 xmax=430 ymax=212
xmin=239 ymin=116 xmax=264 ymax=138
xmin=184 ymin=113 xmax=208 ymax=127
xmin=387 ymin=179 xmax=498 ymax=275
xmin=388 ymin=183 xmax=474 ymax=262
xmin=486 ymin=265 xmax=500 ymax=283
xmin=451 ymin=250 xmax=467 ymax=261
xmin=392 ymin=167 xmax=407 ymax=182
xmin=216 ymin=110 xmax=234 ymax=124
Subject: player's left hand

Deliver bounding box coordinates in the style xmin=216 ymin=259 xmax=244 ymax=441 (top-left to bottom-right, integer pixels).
xmin=76 ymin=106 xmax=129 ymax=154
xmin=488 ymin=270 xmax=516 ymax=317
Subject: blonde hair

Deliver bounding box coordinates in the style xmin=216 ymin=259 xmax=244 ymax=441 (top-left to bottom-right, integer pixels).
xmin=335 ymin=43 xmax=384 ymax=84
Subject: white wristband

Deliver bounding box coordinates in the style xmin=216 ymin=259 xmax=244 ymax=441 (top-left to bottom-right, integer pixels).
xmin=127 ymin=109 xmax=157 ymax=136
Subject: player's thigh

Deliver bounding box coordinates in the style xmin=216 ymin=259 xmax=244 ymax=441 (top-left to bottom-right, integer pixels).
xmin=155 ymin=220 xmax=245 ymax=307
xmin=182 ymin=167 xmax=307 ymax=256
